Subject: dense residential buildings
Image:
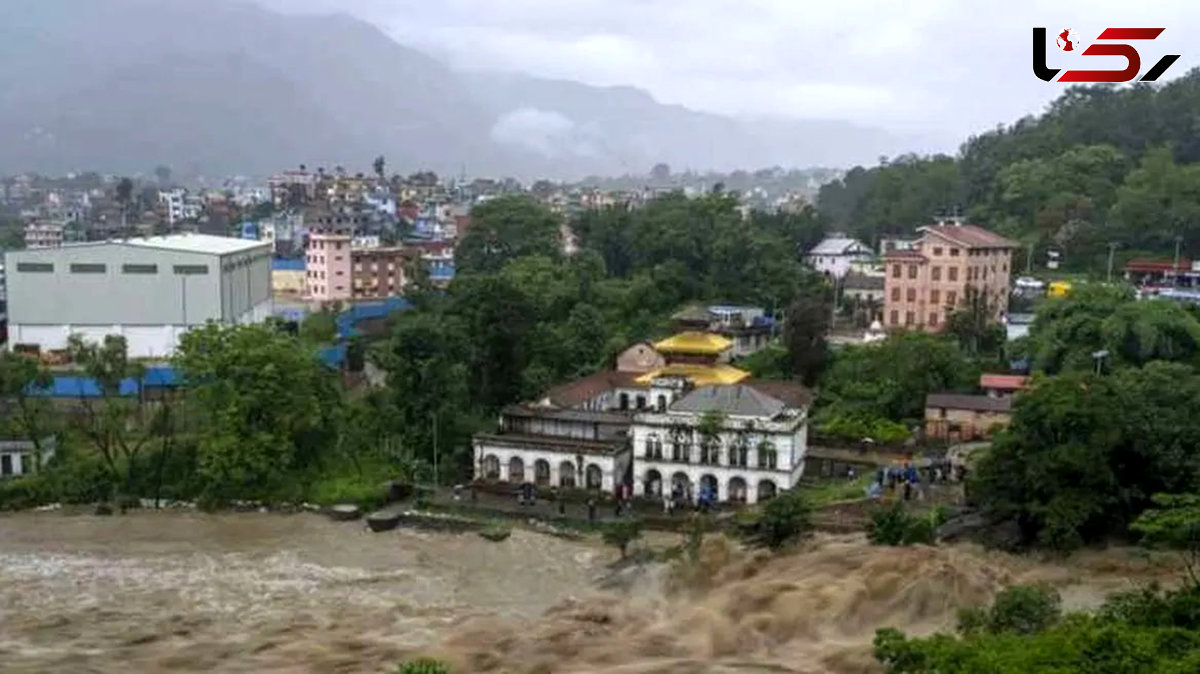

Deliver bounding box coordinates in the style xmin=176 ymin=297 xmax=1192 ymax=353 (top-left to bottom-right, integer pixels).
xmin=806 ymin=234 xmax=874 ymax=279
xmin=24 ymin=222 xmax=64 ymax=249
xmin=882 ymin=220 xmax=1017 ymax=332
xmin=5 ymin=234 xmax=272 ymax=358
xmin=351 ymin=247 xmax=414 ymax=300
xmin=304 ymin=206 xmax=361 ymax=302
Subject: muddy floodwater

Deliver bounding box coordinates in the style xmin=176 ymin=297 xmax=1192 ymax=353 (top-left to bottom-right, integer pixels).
xmin=0 ymin=511 xmax=1183 ymax=674
xmin=0 ymin=511 xmax=607 ymax=673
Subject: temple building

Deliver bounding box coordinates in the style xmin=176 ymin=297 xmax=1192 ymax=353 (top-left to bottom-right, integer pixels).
xmin=471 ymin=331 xmax=809 ymax=503
xmin=630 ymin=382 xmax=810 ymax=504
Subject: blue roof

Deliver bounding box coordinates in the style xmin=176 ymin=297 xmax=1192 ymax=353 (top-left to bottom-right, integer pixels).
xmin=318 ymin=344 xmax=347 ymax=368
xmin=272 ymin=257 xmax=305 ymax=272
xmin=28 ymin=366 xmax=182 ymax=398
xmin=335 ymin=297 xmax=412 ymax=339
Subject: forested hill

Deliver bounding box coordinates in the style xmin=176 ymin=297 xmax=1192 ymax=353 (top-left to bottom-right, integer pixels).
xmin=817 ymin=69 xmax=1200 ymax=272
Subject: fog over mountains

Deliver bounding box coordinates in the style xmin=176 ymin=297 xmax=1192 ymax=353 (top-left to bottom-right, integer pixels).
xmin=0 ymin=0 xmax=930 ymax=179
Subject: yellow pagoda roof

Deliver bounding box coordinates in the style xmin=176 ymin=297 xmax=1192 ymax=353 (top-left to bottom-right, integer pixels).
xmin=652 ymin=331 xmax=732 ymax=356
xmin=635 ymin=363 xmax=749 ymax=387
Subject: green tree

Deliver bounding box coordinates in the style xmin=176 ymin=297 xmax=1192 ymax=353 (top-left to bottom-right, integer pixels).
xmin=602 ymin=518 xmax=643 ymax=559
xmin=373 ymin=155 xmax=386 ymax=181
xmin=972 ymin=361 xmax=1200 ymax=549
xmin=153 ymin=165 xmax=172 ymax=185
xmin=67 ymin=334 xmax=152 ymax=498
xmin=945 ymin=287 xmax=1006 ymax=359
xmin=0 ymin=351 xmax=55 ymax=466
xmin=173 ymin=323 xmax=341 ymax=500
xmin=299 ymin=309 xmax=337 ymax=345
xmin=782 ymin=275 xmax=832 ymax=385
xmin=1132 ymin=492 xmax=1200 ymax=585
xmin=749 ymin=490 xmax=812 ymax=550
xmin=455 ymin=195 xmax=562 ymax=274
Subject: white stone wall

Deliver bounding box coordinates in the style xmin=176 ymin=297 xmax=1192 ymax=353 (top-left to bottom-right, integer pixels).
xmin=473 ymin=441 xmax=625 ymax=494
xmin=629 ymin=411 xmax=807 ymax=504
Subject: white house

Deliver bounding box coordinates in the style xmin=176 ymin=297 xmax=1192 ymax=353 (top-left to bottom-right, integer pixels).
xmin=472 ymin=405 xmax=634 ymax=495
xmin=0 ymin=436 xmax=56 ymax=478
xmin=806 ymin=235 xmax=874 ymax=279
xmin=630 ymin=382 xmax=810 ymax=504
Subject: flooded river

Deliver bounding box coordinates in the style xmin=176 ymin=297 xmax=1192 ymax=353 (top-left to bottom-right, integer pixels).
xmin=0 ymin=511 xmax=1182 ymax=674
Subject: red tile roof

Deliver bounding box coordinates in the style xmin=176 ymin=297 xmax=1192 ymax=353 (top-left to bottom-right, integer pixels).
xmin=920 ymin=224 xmax=1018 ymax=249
xmin=882 ymin=249 xmax=927 ymax=261
xmin=1125 ymin=259 xmax=1193 ymax=273
xmin=543 ymin=370 xmax=646 ymax=407
xmin=979 ymin=374 xmax=1030 ymax=391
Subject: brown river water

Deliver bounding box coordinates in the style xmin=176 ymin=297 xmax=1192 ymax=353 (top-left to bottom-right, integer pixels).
xmin=0 ymin=511 xmax=1182 ymax=674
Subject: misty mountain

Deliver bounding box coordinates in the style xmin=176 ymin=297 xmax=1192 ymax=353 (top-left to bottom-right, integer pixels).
xmin=0 ymin=0 xmax=914 ymax=179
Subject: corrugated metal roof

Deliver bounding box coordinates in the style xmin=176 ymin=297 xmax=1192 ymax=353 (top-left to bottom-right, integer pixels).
xmin=670 ymin=384 xmax=787 ymax=417
xmin=808 ymin=237 xmax=871 ymax=256
xmin=653 ymin=331 xmax=732 ymax=355
xmin=121 ymin=234 xmax=270 ymax=255
xmin=27 ymin=366 xmax=181 ymax=398
xmin=925 ymin=393 xmax=1012 ymax=413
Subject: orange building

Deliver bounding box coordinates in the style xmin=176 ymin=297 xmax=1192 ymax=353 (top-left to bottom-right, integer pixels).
xmin=882 ymin=222 xmax=1018 ymax=332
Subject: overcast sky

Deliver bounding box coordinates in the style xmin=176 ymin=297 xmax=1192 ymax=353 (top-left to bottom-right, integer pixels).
xmin=259 ymin=0 xmax=1197 ymax=151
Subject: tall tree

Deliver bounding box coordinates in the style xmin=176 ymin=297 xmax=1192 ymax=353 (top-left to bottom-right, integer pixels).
xmin=782 ymin=276 xmax=832 ymax=386
xmin=455 ymin=195 xmax=562 ymax=274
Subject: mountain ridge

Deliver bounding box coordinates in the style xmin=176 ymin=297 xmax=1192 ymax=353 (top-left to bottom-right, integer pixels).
xmin=0 ymin=0 xmax=916 ymax=179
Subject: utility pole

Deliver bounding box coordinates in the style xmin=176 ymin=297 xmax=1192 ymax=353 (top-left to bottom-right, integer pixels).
xmin=432 ymin=409 xmax=439 ymax=488
xmin=1107 ymin=243 xmax=1118 ymax=284
xmin=1026 ymin=243 xmax=1033 ymax=275
xmin=1174 ymin=235 xmax=1184 ymax=287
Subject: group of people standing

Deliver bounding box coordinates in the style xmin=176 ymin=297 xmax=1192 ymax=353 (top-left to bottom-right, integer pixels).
xmin=867 ymin=459 xmax=966 ymax=501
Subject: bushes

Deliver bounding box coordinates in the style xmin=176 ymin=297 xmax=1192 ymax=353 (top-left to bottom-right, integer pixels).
xmin=307 ymin=474 xmax=388 ymax=511
xmin=818 ymin=414 xmax=911 ymax=444
xmin=745 ymin=490 xmax=812 ymax=550
xmin=957 ymin=585 xmax=1062 ymax=636
xmin=867 ymin=502 xmax=946 ymax=546
xmin=397 ymin=658 xmax=451 ymax=674
xmin=602 ymin=519 xmax=643 ymax=558
xmin=873 ymin=583 xmax=1200 ymax=673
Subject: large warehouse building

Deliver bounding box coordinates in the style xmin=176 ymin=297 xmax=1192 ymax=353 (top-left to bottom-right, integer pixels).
xmin=5 ymin=234 xmax=273 ymax=358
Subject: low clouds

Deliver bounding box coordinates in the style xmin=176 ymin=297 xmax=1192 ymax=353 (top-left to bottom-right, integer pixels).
xmin=262 ymin=0 xmax=1199 ymax=150
xmin=489 ymin=108 xmax=600 ymax=158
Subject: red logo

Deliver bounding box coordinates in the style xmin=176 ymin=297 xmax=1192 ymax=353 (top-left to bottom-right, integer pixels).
xmin=1056 ymin=29 xmax=1079 ymax=51
xmin=1033 ymin=27 xmax=1181 ymax=83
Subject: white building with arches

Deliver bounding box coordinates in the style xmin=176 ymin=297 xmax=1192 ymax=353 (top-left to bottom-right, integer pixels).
xmin=473 ymin=405 xmax=633 ymax=495
xmin=630 ymin=383 xmax=810 ymax=504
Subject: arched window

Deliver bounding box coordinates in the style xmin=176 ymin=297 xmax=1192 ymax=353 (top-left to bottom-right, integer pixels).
xmin=482 ymin=454 xmax=500 ymax=480
xmin=656 ymin=395 xmax=667 ymax=412
xmin=585 ymin=464 xmax=603 ymax=490
xmin=728 ymin=477 xmax=748 ymax=503
xmin=757 ymin=479 xmax=778 ymax=502
xmin=644 ymin=469 xmax=663 ymax=497
xmin=534 ymin=459 xmax=551 ymax=486
xmin=559 ymin=461 xmax=576 ymax=488
xmin=508 ymin=456 xmax=525 ymax=483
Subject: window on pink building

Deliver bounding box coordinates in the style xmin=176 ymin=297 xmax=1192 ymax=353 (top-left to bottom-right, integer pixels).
xmin=906 ymin=288 xmax=916 ymax=302
xmin=929 ymin=312 xmax=939 ymax=326
xmin=905 ymin=311 xmax=914 ymax=325
xmin=891 ymin=287 xmax=900 ymax=301
xmin=930 ymin=289 xmax=940 ymax=304
xmin=931 ymin=266 xmax=941 ymax=281
xmin=947 ymin=291 xmax=957 ymax=305
xmin=890 ymin=310 xmax=899 ymax=325
xmin=907 ymin=265 xmax=917 ymax=279
xmin=933 ymin=247 xmax=943 ymax=256
xmin=950 ymin=248 xmax=960 ymax=256
xmin=892 ymin=265 xmax=901 ymax=278
xmin=948 ymin=267 xmax=958 ymax=281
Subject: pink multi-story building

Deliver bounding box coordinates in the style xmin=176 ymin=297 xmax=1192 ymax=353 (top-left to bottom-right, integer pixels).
xmin=882 ymin=221 xmax=1017 ymax=332
xmin=305 ymin=206 xmax=364 ymax=303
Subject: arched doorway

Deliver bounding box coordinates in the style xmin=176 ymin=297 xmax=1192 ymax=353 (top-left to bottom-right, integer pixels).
xmin=585 ymin=464 xmax=603 ymax=490
xmin=534 ymin=459 xmax=551 ymax=486
xmin=757 ymin=479 xmax=777 ymax=502
xmin=644 ymin=469 xmax=663 ymax=497
xmin=699 ymin=474 xmax=719 ymax=503
xmin=559 ymin=460 xmax=577 ymax=488
xmin=482 ymin=454 xmax=500 ymax=480
xmin=670 ymin=472 xmax=691 ymax=502
xmin=508 ymin=457 xmax=525 ymax=483
xmin=728 ymin=476 xmax=748 ymax=503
